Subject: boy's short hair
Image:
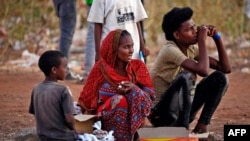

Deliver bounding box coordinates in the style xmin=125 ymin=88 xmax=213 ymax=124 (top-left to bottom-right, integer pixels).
xmin=162 ymin=7 xmax=193 ymax=41
xmin=38 ymin=50 xmax=65 ymax=76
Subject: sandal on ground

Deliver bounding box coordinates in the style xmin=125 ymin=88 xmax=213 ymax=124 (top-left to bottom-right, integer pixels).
xmin=192 ymin=123 xmax=208 ymax=134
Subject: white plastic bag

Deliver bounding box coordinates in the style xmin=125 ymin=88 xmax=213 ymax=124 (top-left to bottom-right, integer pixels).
xmin=78 ymin=120 xmax=115 ymax=141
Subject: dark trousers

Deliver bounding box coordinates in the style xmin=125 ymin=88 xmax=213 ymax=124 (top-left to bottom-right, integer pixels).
xmin=150 ymin=71 xmax=229 ymax=129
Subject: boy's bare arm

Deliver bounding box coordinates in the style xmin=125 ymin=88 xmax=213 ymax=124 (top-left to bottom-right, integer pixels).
xmin=65 ymin=114 xmax=75 ymax=131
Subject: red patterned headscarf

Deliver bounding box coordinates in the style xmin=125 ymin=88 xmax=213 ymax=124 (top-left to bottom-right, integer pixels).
xmin=78 ymin=29 xmax=154 ymax=111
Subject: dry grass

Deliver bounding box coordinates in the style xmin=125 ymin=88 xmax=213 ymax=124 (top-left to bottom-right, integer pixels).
xmin=144 ymin=0 xmax=249 ymax=47
xmin=0 ymin=0 xmax=249 ymax=63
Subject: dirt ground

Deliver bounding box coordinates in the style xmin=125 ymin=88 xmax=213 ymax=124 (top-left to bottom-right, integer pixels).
xmin=0 ymin=56 xmax=250 ymax=140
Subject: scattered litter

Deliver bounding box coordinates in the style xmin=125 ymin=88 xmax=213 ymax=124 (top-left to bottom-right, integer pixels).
xmin=74 ymin=103 xmax=115 ymax=141
xmin=241 ymin=67 xmax=250 ymax=73
xmin=77 ymin=121 xmax=115 ymax=141
xmin=13 ymin=40 xmax=25 ymax=50
xmin=8 ymin=49 xmax=39 ymax=67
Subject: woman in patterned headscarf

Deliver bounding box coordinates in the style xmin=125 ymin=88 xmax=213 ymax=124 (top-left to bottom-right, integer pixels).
xmin=78 ymin=29 xmax=155 ymax=141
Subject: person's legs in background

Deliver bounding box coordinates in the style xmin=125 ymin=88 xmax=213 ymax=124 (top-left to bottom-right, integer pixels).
xmin=82 ymin=21 xmax=95 ymax=83
xmin=79 ymin=4 xmax=95 ymax=84
xmin=245 ymin=0 xmax=250 ymax=19
xmin=53 ymin=0 xmax=78 ymax=80
xmin=245 ymin=0 xmax=250 ymax=33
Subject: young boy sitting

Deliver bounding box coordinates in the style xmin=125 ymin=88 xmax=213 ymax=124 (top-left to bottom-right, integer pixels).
xmin=29 ymin=50 xmax=78 ymax=140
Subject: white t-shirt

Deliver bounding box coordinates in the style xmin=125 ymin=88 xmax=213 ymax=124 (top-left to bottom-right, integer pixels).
xmin=87 ymin=0 xmax=148 ymax=59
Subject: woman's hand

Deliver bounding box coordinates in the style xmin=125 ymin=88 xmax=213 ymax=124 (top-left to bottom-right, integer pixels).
xmin=117 ymin=81 xmax=139 ymax=94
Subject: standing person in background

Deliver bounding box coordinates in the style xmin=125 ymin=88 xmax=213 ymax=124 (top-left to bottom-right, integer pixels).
xmin=149 ymin=7 xmax=231 ymax=133
xmin=246 ymin=0 xmax=250 ymax=19
xmin=29 ymin=50 xmax=78 ymax=140
xmin=78 ymin=0 xmax=95 ymax=84
xmin=140 ymin=0 xmax=145 ymax=40
xmin=140 ymin=0 xmax=147 ymax=63
xmin=78 ymin=29 xmax=155 ymax=141
xmin=87 ymin=0 xmax=150 ymax=62
xmin=52 ymin=0 xmax=78 ymax=80
xmin=245 ymin=0 xmax=250 ymax=31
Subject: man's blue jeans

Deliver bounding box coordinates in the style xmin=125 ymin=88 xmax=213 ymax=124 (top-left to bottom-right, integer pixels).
xmin=83 ymin=6 xmax=95 ymax=80
xmin=53 ymin=0 xmax=76 ymax=60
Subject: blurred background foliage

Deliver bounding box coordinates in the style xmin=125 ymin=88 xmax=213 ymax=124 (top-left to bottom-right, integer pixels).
xmin=144 ymin=0 xmax=249 ymax=47
xmin=0 ymin=0 xmax=249 ymax=61
xmin=0 ymin=0 xmax=55 ymax=41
